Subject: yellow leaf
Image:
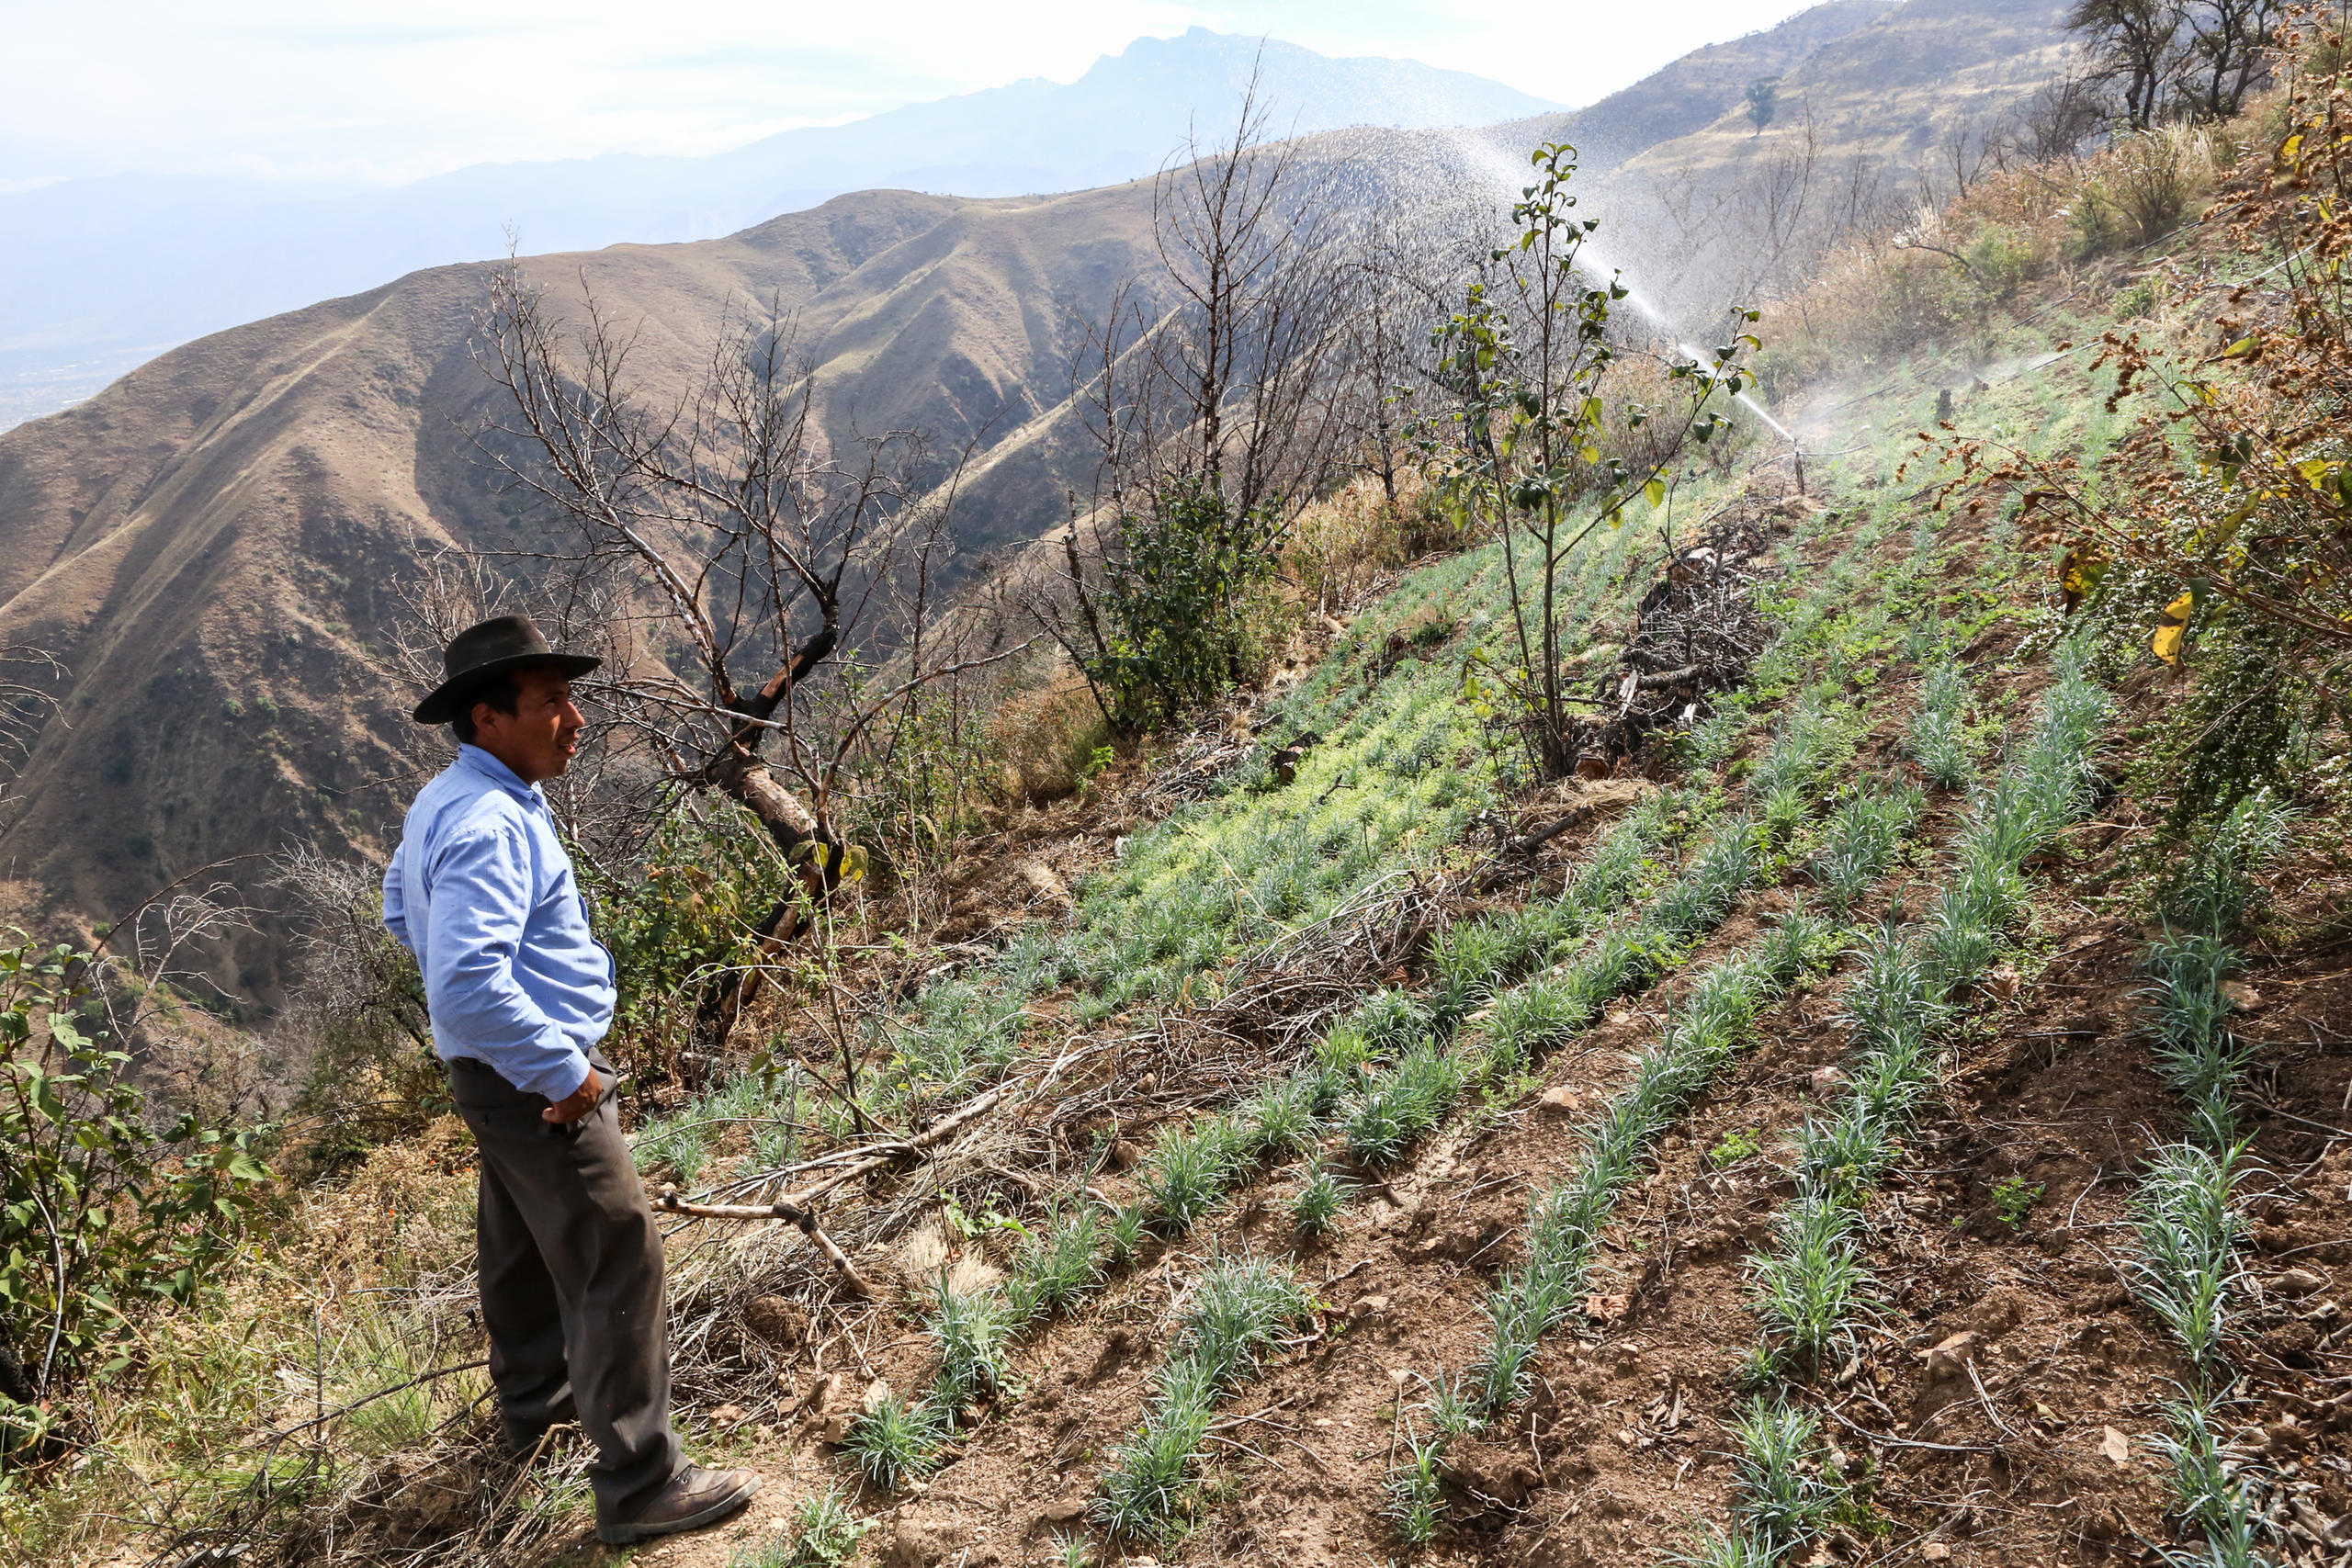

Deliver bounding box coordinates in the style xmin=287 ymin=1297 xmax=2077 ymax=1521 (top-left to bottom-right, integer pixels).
xmin=1644 ymin=476 xmax=1668 ymax=508
xmin=2153 ymin=591 xmax=2194 ymax=667
xmin=2058 ymin=548 xmax=2109 ymax=612
xmin=2222 ymin=334 xmax=2259 ymax=358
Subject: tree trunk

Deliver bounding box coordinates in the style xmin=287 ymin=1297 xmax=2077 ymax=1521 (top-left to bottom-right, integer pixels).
xmin=679 ymin=747 xmax=837 ymax=1076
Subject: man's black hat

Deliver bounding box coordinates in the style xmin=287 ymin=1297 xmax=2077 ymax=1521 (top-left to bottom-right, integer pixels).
xmin=412 ymin=614 xmax=601 ymax=725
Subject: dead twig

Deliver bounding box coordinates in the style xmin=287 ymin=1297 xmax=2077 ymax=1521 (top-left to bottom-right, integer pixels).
xmin=652 ymin=1189 xmax=880 ymax=1299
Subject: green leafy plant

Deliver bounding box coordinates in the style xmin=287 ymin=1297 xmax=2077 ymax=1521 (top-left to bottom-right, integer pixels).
xmin=1710 ymin=1129 xmax=1764 ymax=1168
xmin=842 ymin=1389 xmax=949 ymax=1490
xmin=1 ymin=938 xmax=272 ymax=1461
xmin=1068 ymin=477 xmax=1290 ymax=735
xmin=584 ymin=803 xmax=794 ymax=1079
xmin=1992 ymin=1174 xmax=2044 ymax=1229
xmin=1005 ymin=1202 xmax=1104 ymax=1325
xmin=728 ymin=1485 xmax=871 ymax=1567
xmin=1384 ymin=1428 xmax=1449 ymax=1543
xmin=1292 ymin=1158 xmax=1352 ymax=1237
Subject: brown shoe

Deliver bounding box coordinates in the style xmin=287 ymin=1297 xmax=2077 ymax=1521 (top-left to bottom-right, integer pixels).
xmin=596 ymin=1465 xmax=761 ymax=1544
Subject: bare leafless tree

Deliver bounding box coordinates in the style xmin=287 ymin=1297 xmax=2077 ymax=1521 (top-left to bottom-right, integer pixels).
xmin=1998 ymin=64 xmax=2111 ymax=162
xmin=1027 ymin=67 xmax=1352 ymax=729
xmin=2071 ymin=0 xmax=2186 ymax=129
xmin=0 ymin=644 xmax=67 ymax=836
xmin=1330 ymin=206 xmax=1459 ymax=506
xmin=2177 ymin=0 xmax=2285 ymax=119
xmin=469 ymin=276 xmax=1031 ymax=1061
xmin=2066 ymin=0 xmax=2280 ymax=127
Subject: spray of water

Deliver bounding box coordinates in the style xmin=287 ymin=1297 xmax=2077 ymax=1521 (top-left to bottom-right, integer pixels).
xmin=1435 ymin=129 xmax=1798 ymax=447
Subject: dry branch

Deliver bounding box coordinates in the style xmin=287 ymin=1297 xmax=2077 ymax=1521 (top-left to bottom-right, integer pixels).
xmin=650 ymin=1189 xmax=878 ymax=1299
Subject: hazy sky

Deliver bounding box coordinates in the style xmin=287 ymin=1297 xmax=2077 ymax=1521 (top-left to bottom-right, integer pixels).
xmin=3 ymin=1 xmax=1820 ymax=187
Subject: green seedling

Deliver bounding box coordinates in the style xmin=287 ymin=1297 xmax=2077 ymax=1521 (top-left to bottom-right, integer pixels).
xmin=1292 ymin=1158 xmax=1352 ymax=1237
xmin=728 ymin=1486 xmax=871 ymax=1567
xmin=1991 ymin=1174 xmax=2043 ymax=1229
xmin=1710 ymin=1129 xmax=1763 ymax=1168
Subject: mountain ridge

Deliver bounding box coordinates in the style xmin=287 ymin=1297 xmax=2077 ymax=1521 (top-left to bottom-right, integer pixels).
xmin=0 ymin=28 xmax=1560 ymax=431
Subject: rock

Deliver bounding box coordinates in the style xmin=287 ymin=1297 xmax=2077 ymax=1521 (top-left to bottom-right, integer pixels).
xmin=2262 ymin=1421 xmax=2307 ymax=1454
xmin=2222 ymin=979 xmax=2265 ymax=1010
xmin=1921 ymin=1545 xmax=1951 ymax=1562
xmin=1038 ymin=1495 xmax=1086 ymax=1525
xmin=1018 ymin=859 xmax=1073 ymax=908
xmin=1986 ymin=964 xmax=2021 ymax=998
xmin=1105 ymin=1138 xmax=1144 ymax=1172
xmin=1810 ymin=1066 xmax=1849 ymax=1098
xmin=2098 ymin=1426 xmax=2131 ymax=1465
xmin=1920 ymin=1330 xmax=1979 ymax=1378
xmin=1539 ymin=1085 xmax=1582 ymax=1114
xmin=1350 ymin=1293 xmax=1392 ymax=1324
xmin=742 ymin=1293 xmax=809 ymax=1349
xmin=1407 ymin=1222 xmax=1493 ymax=1261
xmin=707 ymin=1403 xmax=745 ymax=1427
xmin=2272 ymin=1268 xmax=2328 ymax=1297
xmin=792 ymin=1371 xmax=842 ymax=1427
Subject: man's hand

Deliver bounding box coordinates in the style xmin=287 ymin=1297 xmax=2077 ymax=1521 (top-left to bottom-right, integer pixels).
xmin=542 ymin=1066 xmax=603 ymax=1125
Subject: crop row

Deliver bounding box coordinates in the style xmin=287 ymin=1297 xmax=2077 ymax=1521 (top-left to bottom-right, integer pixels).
xmin=1696 ymin=648 xmax=2108 ymax=1565
xmin=2129 ymin=789 xmax=2293 ymax=1568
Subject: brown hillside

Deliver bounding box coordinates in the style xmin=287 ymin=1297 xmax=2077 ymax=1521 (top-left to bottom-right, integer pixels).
xmin=1596 ymin=0 xmax=2076 ymax=306
xmin=0 ymin=185 xmax=1157 ymax=1001
xmin=0 ymin=0 xmax=2074 ymax=1007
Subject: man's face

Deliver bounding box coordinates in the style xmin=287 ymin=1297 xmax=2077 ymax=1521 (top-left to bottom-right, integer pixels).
xmin=471 ymin=667 xmax=584 ymax=784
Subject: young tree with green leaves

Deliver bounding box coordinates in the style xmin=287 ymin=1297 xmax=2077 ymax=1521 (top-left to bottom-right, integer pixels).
xmin=1420 ymin=141 xmax=1758 ymax=781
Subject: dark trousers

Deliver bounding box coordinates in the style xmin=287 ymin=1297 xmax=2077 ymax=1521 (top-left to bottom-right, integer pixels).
xmin=447 ymin=1053 xmax=683 ymax=1519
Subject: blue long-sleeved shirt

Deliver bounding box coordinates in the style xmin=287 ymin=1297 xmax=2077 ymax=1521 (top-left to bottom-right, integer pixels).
xmin=382 ymin=745 xmax=616 ymax=1100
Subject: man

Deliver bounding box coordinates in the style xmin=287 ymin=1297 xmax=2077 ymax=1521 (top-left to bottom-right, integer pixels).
xmin=382 ymin=614 xmax=758 ymax=1546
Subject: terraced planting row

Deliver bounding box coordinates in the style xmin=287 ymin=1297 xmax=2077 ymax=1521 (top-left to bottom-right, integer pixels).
xmin=798 ymin=498 xmax=2018 ymax=1557
xmin=654 ymin=491 xmax=2038 ymax=1566
xmin=1689 ymin=647 xmax=2109 ymax=1565
xmin=1376 ymin=672 xmax=1962 ymax=1547
xmin=2126 ymin=789 xmax=2295 ymax=1567
xmin=1084 ymin=691 xmax=1864 ymax=1545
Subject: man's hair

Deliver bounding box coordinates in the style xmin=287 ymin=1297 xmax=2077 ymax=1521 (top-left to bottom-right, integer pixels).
xmin=450 ymin=671 xmax=523 ymax=746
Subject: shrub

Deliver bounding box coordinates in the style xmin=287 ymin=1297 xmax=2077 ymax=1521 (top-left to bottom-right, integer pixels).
xmin=1072 ymin=477 xmax=1293 ymax=735
xmin=587 ymin=802 xmax=793 ymax=1082
xmin=1 ymin=939 xmax=272 ymax=1461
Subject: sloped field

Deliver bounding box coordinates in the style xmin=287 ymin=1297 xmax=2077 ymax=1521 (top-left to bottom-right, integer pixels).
xmin=49 ymin=244 xmax=2352 ymax=1568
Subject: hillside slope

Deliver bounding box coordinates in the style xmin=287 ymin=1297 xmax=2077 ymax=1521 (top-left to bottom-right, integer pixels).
xmin=0 ymin=185 xmax=1160 ymax=998
xmin=0 ymin=0 xmax=2074 ymax=1002
xmin=1592 ymin=0 xmax=2077 ymax=306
